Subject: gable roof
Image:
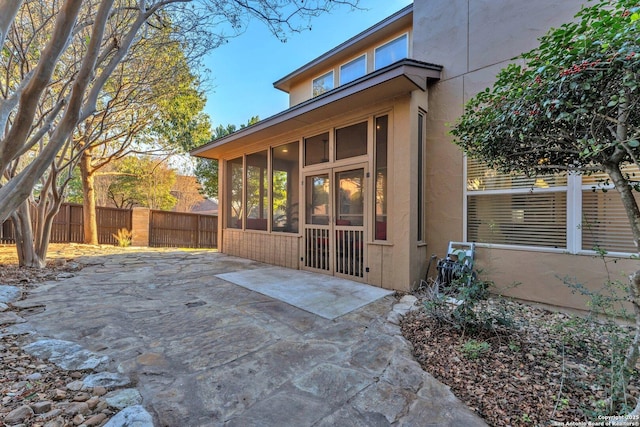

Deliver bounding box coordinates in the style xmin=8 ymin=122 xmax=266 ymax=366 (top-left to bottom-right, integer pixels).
xmin=273 ymin=4 xmax=414 ymax=93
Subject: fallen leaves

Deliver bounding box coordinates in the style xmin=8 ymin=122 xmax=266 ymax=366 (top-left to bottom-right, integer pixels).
xmin=401 ymin=298 xmax=639 ymax=426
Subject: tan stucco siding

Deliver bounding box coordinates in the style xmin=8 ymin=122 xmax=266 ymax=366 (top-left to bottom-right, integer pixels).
xmin=381 ymin=96 xmax=413 ymax=290
xmin=412 ymin=0 xmax=619 ymax=311
xmin=422 ymin=78 xmax=465 ymax=281
xmin=476 ymin=248 xmax=638 ymax=312
xmin=408 ymin=90 xmax=430 ymax=289
xmin=412 ymin=0 xmax=586 ymax=81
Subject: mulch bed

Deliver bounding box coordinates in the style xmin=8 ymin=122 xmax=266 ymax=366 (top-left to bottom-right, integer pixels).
xmin=401 ymin=297 xmax=640 ymax=426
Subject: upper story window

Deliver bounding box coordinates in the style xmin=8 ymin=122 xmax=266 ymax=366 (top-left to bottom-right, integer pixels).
xmin=312 ymin=71 xmax=334 ymax=97
xmin=375 ymin=34 xmax=408 ymax=70
xmin=340 ymin=55 xmax=366 ymax=85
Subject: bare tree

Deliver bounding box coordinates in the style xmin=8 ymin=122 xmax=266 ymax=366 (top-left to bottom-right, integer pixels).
xmin=78 ymin=25 xmax=211 ymax=243
xmin=0 ymin=0 xmax=360 ymax=266
xmin=171 ymin=175 xmax=205 ymax=213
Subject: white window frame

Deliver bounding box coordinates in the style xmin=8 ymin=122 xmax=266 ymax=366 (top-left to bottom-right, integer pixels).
xmin=374 ymin=33 xmax=409 ymax=70
xmin=577 ymin=172 xmax=640 ymax=257
xmin=339 ymin=54 xmax=367 ymax=85
xmin=312 ymin=70 xmax=334 ymax=97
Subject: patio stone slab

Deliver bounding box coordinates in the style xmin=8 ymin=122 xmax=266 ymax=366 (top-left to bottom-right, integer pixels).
xmin=0 ymin=285 xmax=21 ymax=303
xmin=103 ymin=405 xmax=153 ymax=427
xmin=216 ymin=266 xmax=394 ymax=319
xmin=22 ymin=339 xmax=108 ymax=371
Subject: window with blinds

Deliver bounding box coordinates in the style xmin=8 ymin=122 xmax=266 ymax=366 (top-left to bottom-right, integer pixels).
xmin=468 ymin=192 xmax=567 ymax=248
xmin=580 ymin=164 xmax=640 ymax=253
xmin=466 ymin=159 xmax=567 ymax=191
xmin=466 ymin=159 xmax=567 ymax=249
xmin=466 ymin=158 xmax=639 ymax=254
xmin=582 ymin=190 xmax=638 ymax=253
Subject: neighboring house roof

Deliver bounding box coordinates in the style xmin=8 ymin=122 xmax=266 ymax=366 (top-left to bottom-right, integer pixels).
xmin=191 ymin=198 xmax=218 ymax=215
xmin=273 ymin=4 xmax=414 ymax=93
xmin=191 ymin=58 xmax=442 ymax=159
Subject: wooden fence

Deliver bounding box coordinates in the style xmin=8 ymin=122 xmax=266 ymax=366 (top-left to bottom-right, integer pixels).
xmin=0 ymin=204 xmax=132 ymax=245
xmin=0 ymin=203 xmax=218 ymax=249
xmin=149 ymin=210 xmax=218 ymax=249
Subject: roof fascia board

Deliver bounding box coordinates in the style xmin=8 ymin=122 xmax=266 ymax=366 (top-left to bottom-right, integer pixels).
xmin=191 ymin=59 xmax=441 ymax=157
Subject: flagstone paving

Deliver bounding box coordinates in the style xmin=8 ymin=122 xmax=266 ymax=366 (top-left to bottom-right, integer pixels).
xmin=5 ymin=246 xmax=485 ymax=426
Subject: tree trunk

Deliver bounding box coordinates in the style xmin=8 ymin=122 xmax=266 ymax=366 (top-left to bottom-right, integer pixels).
xmin=605 ymin=162 xmax=640 ymax=250
xmin=81 ymin=149 xmax=99 ymax=244
xmin=0 ymin=0 xmax=83 ymax=176
xmin=626 ymin=271 xmax=640 ymax=416
xmin=604 ymin=161 xmax=640 ymax=412
xmin=0 ymin=1 xmax=23 ymax=56
xmin=11 ymin=201 xmax=45 ymax=268
xmin=35 ymin=200 xmax=61 ymax=263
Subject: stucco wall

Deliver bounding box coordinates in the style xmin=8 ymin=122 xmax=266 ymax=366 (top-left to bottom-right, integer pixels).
xmin=411 ymin=0 xmax=618 ymax=310
xmin=476 ymin=248 xmax=638 ymax=313
xmin=216 ymin=94 xmax=420 ymax=292
xmin=386 ymin=96 xmax=413 ymax=290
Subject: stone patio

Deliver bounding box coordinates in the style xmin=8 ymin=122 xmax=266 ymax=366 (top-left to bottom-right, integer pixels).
xmin=2 ymin=246 xmax=486 ymax=426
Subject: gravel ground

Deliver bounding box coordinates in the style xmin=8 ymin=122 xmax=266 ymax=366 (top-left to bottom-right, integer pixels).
xmin=0 ymin=245 xmax=144 ymax=427
xmin=401 ymin=293 xmax=640 ymax=426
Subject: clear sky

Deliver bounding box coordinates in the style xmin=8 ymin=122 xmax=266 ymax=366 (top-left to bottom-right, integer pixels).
xmin=203 ymin=0 xmax=413 ymax=129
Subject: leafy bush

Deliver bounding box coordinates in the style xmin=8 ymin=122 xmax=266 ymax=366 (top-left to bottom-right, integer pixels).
xmin=421 ymin=258 xmax=506 ymax=335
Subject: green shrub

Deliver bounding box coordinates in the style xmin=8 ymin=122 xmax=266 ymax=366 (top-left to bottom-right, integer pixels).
xmin=461 ymin=339 xmax=490 ymax=359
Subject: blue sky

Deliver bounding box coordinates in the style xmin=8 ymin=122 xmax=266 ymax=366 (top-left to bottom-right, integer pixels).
xmin=203 ymin=0 xmax=412 ymax=129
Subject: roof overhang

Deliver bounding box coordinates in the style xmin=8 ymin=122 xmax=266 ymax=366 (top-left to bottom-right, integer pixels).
xmin=273 ymin=5 xmax=414 ymax=93
xmin=191 ymin=59 xmax=442 ymax=159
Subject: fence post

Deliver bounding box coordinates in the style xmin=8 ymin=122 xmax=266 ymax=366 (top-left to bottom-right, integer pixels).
xmin=131 ymin=207 xmax=150 ymax=247
xmin=66 ymin=204 xmax=72 ymax=243
xmin=195 ymin=215 xmax=200 ymax=248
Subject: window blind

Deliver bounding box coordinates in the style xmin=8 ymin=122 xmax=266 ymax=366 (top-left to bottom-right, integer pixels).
xmin=467 ymin=158 xmax=566 ymax=191
xmin=468 ymin=192 xmax=567 ymax=248
xmin=582 ymin=163 xmax=640 ymax=187
xmin=582 ymin=190 xmax=639 ymax=253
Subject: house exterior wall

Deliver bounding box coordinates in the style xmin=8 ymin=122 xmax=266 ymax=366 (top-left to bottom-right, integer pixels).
xmin=408 ymin=90 xmax=430 ymax=288
xmin=411 ymin=0 xmax=630 ymax=311
xmin=287 ymin=27 xmax=413 ymax=107
xmin=216 ymin=94 xmax=420 ymax=291
xmin=372 ymin=96 xmax=412 ymax=290
xmin=199 ymin=0 xmax=634 ymax=311
xmin=223 ymin=229 xmax=299 ymax=269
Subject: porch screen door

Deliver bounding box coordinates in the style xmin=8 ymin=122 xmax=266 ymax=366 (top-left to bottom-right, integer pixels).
xmin=304 ymin=173 xmax=331 ymax=271
xmin=303 ymin=166 xmax=365 ymax=280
